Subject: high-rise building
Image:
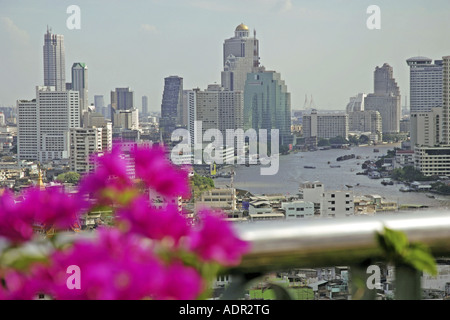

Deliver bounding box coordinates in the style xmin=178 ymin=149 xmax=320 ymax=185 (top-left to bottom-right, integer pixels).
xmin=442 ymin=56 xmax=450 ymax=145
xmin=43 ymin=28 xmax=66 ymax=91
xmin=410 ymin=108 xmax=442 ymax=147
xmin=221 ymin=23 xmax=259 ymax=92
xmin=71 ymin=63 xmax=89 ymax=117
xmin=94 ymin=95 xmax=107 ymax=118
xmin=348 ymin=110 xmax=382 ymax=140
xmin=195 ymin=84 xmax=244 ymax=135
xmin=346 ymin=94 xmax=367 ymax=113
xmin=160 ymin=76 xmax=183 ymax=144
xmin=17 ymin=99 xmax=38 ymax=161
xmin=142 ymin=96 xmax=149 ymax=117
xmin=406 ymin=57 xmax=443 ymax=113
xmin=17 ymin=86 xmax=80 ymax=162
xmin=110 ymin=87 xmax=134 ymax=126
xmin=69 ymin=127 xmax=103 ymax=173
xmin=364 ymin=63 xmax=401 ymax=134
xmin=244 ymin=69 xmax=292 ymax=145
xmin=183 ymin=89 xmax=198 ymax=147
xmin=113 ymin=109 xmax=139 ymax=130
xmin=302 ymin=110 xmax=349 ymax=140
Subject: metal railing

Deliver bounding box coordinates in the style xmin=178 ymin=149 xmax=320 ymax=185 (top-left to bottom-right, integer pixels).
xmin=227 ymin=210 xmax=450 ymax=300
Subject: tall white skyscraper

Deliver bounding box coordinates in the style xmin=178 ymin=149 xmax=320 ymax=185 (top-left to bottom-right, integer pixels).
xmin=72 ymin=63 xmax=89 ymax=117
xmin=183 ymin=89 xmax=198 ymax=147
xmin=221 ymin=23 xmax=260 ymax=92
xmin=43 ymin=28 xmax=66 ymax=91
xmin=17 ymin=86 xmax=80 ymax=162
xmin=406 ymin=57 xmax=443 ymax=113
xmin=442 ymin=56 xmax=450 ymax=145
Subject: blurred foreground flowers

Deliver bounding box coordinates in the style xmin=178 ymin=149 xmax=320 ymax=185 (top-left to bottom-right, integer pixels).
xmin=0 ymin=144 xmax=250 ymax=300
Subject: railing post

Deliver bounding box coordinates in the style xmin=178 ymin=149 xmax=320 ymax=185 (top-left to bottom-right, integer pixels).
xmin=395 ymin=264 xmax=422 ymax=300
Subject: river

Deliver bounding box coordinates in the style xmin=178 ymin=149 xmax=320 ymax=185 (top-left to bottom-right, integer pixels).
xmin=214 ymin=143 xmax=450 ymax=209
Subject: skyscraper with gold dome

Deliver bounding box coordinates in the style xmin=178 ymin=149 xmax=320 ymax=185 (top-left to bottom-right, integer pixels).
xmin=221 ymin=23 xmax=260 ymax=93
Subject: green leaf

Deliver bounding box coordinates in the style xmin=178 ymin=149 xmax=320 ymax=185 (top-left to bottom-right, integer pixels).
xmin=375 ymin=226 xmax=437 ymax=275
xmin=404 ymin=244 xmax=437 ymax=276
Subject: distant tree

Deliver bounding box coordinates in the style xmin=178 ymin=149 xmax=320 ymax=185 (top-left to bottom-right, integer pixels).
xmin=318 ymin=139 xmax=330 ymax=147
xmin=358 ymin=135 xmax=369 ymax=144
xmin=56 ymin=172 xmax=81 ymax=184
xmin=348 ymin=135 xmax=360 ymax=146
xmin=279 ymin=145 xmax=290 ymax=155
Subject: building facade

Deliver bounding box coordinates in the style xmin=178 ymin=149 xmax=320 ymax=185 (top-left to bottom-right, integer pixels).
xmin=17 ymin=86 xmax=80 ymax=162
xmin=69 ymin=127 xmax=103 ymax=173
xmin=221 ymin=23 xmax=259 ymax=93
xmin=414 ymin=146 xmax=450 ymax=177
xmin=406 ymin=57 xmax=443 ymax=113
xmin=71 ymin=63 xmax=89 ymax=118
xmin=160 ymin=76 xmax=183 ymax=144
xmin=244 ymin=70 xmax=292 ymax=145
xmin=410 ymin=107 xmax=442 ymax=147
xmin=302 ymin=110 xmax=349 ymax=140
xmin=43 ymin=28 xmax=65 ymax=91
xmin=347 ymin=110 xmax=382 ymax=137
xmin=364 ymin=63 xmax=401 ymax=134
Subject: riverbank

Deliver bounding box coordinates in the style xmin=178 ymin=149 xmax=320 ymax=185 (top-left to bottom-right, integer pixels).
xmin=213 ymin=144 xmax=450 ymax=209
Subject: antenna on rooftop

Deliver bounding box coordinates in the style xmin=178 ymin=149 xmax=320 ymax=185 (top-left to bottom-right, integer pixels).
xmin=310 ymin=95 xmax=316 ymax=109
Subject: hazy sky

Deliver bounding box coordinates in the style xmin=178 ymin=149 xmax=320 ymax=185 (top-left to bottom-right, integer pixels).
xmin=1 ymin=0 xmax=450 ymax=112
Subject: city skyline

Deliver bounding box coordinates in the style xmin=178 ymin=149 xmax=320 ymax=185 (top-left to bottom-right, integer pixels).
xmin=1 ymin=0 xmax=450 ymax=111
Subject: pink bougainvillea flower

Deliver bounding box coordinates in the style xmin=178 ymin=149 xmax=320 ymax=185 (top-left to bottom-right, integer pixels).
xmin=189 ymin=210 xmax=251 ymax=266
xmin=132 ymin=145 xmax=191 ymax=198
xmin=0 ymin=189 xmax=34 ymax=243
xmin=20 ymin=186 xmax=83 ymax=231
xmin=43 ymin=228 xmax=165 ymax=300
xmin=0 ymin=270 xmax=37 ymax=300
xmin=154 ymin=262 xmax=203 ymax=300
xmin=78 ymin=145 xmax=133 ymax=205
xmin=117 ymin=196 xmax=190 ymax=246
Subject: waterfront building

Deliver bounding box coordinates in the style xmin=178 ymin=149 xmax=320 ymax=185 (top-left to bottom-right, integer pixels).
xmin=442 ymin=56 xmax=450 ymax=145
xmin=302 ymin=110 xmax=348 ymax=140
xmin=414 ymin=146 xmax=450 ymax=177
xmin=406 ymin=57 xmax=443 ymax=113
xmin=281 ymin=201 xmax=315 ymax=219
xmin=299 ymin=181 xmax=354 ymax=218
xmin=348 ymin=110 xmax=382 ymax=140
xmin=221 ymin=23 xmax=259 ymax=92
xmin=364 ymin=63 xmax=401 ymax=134
xmin=244 ymin=70 xmax=292 ymax=145
xmin=197 ymin=188 xmax=237 ymax=214
xmin=410 ymin=107 xmax=442 ymax=147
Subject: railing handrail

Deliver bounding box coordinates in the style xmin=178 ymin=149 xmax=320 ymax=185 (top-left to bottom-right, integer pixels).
xmin=232 ymin=210 xmax=450 ymax=273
